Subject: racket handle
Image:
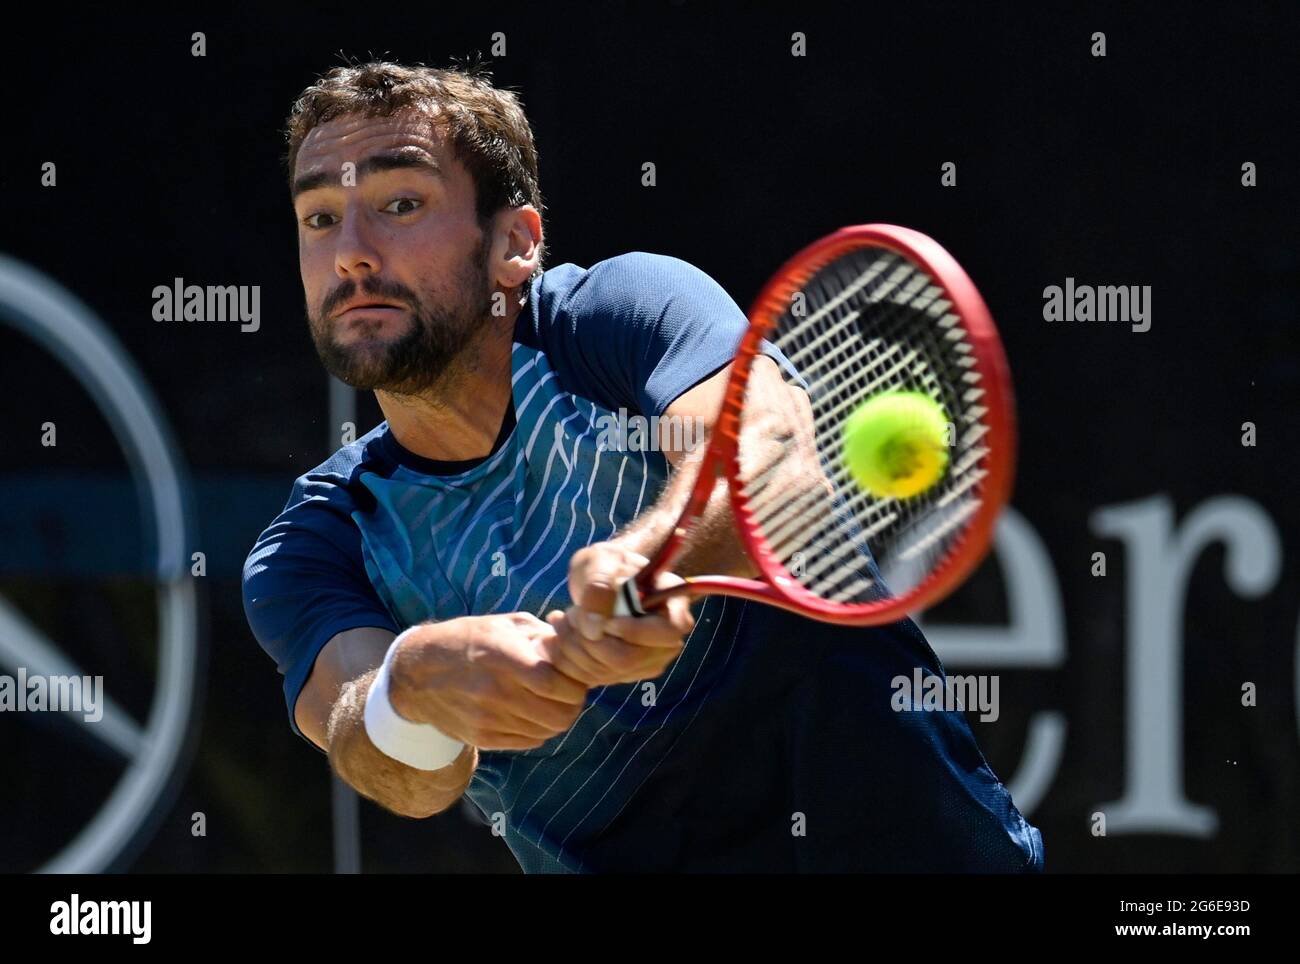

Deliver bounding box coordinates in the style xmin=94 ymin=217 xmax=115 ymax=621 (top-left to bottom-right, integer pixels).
xmin=611 ymin=576 xmax=647 ymax=618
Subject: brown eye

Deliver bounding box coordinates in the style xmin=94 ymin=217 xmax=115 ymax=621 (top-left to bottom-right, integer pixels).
xmin=384 ymin=197 xmax=422 ymax=215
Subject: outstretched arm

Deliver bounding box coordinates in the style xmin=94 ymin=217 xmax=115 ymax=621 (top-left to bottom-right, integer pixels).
xmin=299 ymin=627 xmax=477 ymax=819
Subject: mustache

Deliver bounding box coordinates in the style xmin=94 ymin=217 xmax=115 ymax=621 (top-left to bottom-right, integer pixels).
xmin=321 ymin=281 xmax=415 ymax=318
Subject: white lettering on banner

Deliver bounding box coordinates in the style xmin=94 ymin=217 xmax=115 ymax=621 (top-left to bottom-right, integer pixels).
xmin=921 ymin=496 xmax=1285 ymax=837
xmin=1091 ymin=496 xmax=1281 ymax=836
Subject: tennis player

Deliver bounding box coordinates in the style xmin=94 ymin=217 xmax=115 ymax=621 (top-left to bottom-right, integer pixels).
xmin=242 ymin=60 xmax=1044 ymax=872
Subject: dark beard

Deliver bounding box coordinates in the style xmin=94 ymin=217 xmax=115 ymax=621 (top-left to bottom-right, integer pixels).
xmin=310 ymin=235 xmax=494 ymax=397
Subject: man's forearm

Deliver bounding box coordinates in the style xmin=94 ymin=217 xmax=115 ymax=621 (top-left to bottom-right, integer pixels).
xmin=612 ymin=457 xmax=759 ymax=578
xmin=612 ymin=391 xmax=827 ymax=579
xmin=326 ymin=670 xmax=478 ymax=819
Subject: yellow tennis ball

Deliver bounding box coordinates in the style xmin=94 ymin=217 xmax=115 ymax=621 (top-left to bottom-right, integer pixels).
xmin=841 ymin=391 xmax=950 ymax=499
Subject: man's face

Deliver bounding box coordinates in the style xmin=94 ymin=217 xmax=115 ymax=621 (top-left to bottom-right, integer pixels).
xmin=292 ymin=110 xmax=495 ymax=395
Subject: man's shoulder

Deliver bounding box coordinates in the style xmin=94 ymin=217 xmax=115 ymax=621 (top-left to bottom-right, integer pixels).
xmin=527 ymin=252 xmax=717 ymax=327
xmin=275 ymin=423 xmax=395 ymax=519
xmin=514 ymin=251 xmax=748 ymax=418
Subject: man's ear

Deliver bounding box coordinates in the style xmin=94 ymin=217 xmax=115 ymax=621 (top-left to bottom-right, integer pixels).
xmin=490 ymin=205 xmax=543 ymax=291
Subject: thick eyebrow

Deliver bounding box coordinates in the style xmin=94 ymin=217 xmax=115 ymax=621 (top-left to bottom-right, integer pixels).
xmin=292 ymin=150 xmax=445 ymax=200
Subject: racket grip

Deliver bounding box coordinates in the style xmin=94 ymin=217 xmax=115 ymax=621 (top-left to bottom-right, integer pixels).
xmin=611 ymin=576 xmax=647 ymax=618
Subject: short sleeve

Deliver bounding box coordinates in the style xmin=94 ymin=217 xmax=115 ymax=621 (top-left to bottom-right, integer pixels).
xmin=242 ymin=471 xmax=399 ymax=745
xmin=523 ymin=252 xmax=801 ymax=417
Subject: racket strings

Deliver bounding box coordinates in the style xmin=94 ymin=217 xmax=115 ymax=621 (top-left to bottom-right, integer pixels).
xmin=756 ymin=260 xmax=952 ymax=523
xmin=810 ymin=274 xmax=984 ymax=580
xmin=739 ymin=247 xmax=992 ymax=604
xmin=801 ymin=277 xmax=983 ymax=596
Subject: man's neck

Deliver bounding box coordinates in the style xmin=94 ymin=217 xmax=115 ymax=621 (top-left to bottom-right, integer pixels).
xmin=376 ymin=319 xmax=515 ymax=463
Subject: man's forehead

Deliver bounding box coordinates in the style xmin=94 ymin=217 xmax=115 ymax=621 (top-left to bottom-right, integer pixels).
xmin=297 ymin=110 xmax=446 ymax=166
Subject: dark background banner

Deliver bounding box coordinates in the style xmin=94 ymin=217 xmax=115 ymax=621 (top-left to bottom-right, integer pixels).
xmin=1 ymin=2 xmax=1296 ymax=873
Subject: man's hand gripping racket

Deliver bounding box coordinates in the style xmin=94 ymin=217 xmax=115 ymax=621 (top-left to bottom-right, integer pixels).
xmin=612 ymin=223 xmax=1016 ymax=626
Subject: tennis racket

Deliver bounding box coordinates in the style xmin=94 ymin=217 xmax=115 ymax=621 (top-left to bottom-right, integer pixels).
xmin=612 ymin=224 xmax=1015 ymax=626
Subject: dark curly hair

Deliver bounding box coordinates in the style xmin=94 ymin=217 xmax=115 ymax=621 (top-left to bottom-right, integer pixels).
xmin=284 ymin=59 xmax=545 ymax=296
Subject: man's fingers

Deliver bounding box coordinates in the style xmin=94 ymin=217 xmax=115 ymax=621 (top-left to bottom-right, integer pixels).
xmin=552 ymin=641 xmax=616 ymax=688
xmin=550 ymin=610 xmax=636 ymax=681
xmin=569 ymin=545 xmax=648 ymax=620
xmin=569 ymin=557 xmax=618 ymax=616
xmin=602 ymin=613 xmax=692 ymax=648
xmin=572 ymin=631 xmax=681 ymax=682
xmin=538 ymin=614 xmax=620 ymax=688
xmin=516 ymin=643 xmax=590 ymax=705
xmin=546 ymin=608 xmax=679 ymax=686
xmin=463 ymin=701 xmax=577 ymax=742
xmin=496 ymin=689 xmax=585 ymax=734
xmin=572 ymin=607 xmax=607 ymax=642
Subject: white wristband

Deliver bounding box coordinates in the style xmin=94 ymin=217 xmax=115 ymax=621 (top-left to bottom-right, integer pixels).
xmin=363 ymin=636 xmax=465 ymax=771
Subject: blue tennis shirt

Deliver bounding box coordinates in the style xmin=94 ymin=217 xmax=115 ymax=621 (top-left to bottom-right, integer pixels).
xmin=242 ymin=252 xmax=1044 ymax=873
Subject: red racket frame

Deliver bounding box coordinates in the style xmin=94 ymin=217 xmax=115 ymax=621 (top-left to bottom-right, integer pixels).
xmin=617 ymin=224 xmax=1016 ymax=626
